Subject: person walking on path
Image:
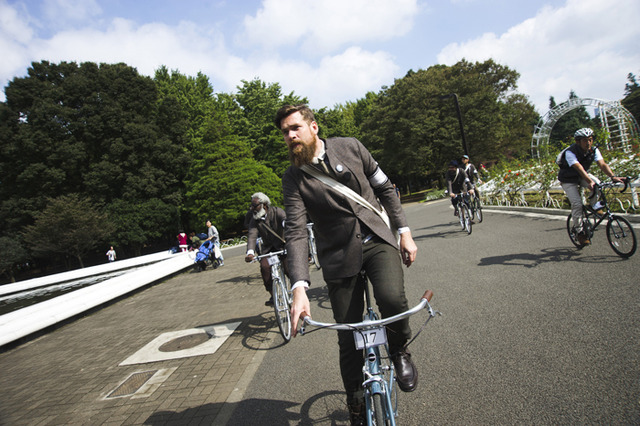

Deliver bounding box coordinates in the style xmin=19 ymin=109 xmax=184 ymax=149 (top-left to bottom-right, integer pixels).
xmin=205 ymin=220 xmax=224 ymax=266
xmin=106 ymin=246 xmax=116 ymax=262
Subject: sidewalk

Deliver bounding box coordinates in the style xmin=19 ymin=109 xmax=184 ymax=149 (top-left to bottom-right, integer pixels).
xmin=0 ymin=247 xmax=282 ymax=425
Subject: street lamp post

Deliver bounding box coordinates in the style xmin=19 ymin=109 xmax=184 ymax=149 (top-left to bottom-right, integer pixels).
xmin=439 ymin=93 xmax=469 ymax=156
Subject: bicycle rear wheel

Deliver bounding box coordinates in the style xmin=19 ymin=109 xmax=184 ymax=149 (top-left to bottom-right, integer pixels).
xmin=462 ymin=205 xmax=472 ymax=234
xmin=606 ymin=215 xmax=637 ymax=258
xmin=566 ymin=213 xmax=581 ymax=247
xmin=272 ymin=265 xmax=292 ymax=342
xmin=566 ymin=208 xmax=593 ymax=247
xmin=474 ymin=197 xmax=483 ymax=223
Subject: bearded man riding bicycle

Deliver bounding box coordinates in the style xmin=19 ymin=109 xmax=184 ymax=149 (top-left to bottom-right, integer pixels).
xmin=557 ymin=128 xmax=623 ymax=246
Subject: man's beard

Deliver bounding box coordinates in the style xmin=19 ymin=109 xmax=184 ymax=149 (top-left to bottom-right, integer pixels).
xmin=289 ymin=138 xmax=317 ymax=168
xmin=253 ymin=206 xmax=266 ymax=220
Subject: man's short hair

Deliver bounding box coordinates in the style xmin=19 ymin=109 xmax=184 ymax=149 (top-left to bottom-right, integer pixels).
xmin=251 ymin=192 xmax=271 ymax=206
xmin=274 ymin=104 xmax=315 ymax=129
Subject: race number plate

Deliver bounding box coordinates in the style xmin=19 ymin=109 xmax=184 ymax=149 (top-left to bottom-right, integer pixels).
xmin=267 ymin=255 xmax=279 ymax=266
xmin=354 ymin=326 xmax=387 ymax=350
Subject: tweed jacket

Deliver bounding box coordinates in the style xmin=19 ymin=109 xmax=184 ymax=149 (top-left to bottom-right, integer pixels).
xmin=246 ymin=205 xmax=286 ymax=255
xmin=282 ymin=137 xmax=408 ymax=284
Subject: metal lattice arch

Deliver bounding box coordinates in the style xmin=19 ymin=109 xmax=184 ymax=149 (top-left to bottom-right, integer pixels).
xmin=531 ymin=97 xmax=639 ymax=158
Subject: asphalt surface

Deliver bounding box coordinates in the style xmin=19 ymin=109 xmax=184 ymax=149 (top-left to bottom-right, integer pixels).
xmin=0 ymin=200 xmax=638 ymax=425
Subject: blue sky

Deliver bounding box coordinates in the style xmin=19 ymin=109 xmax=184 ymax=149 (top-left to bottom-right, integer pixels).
xmin=2 ymin=0 xmax=639 ymax=114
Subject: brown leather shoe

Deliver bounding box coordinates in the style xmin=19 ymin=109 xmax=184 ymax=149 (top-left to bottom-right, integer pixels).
xmin=392 ymin=351 xmax=418 ymax=392
xmin=577 ymin=232 xmax=591 ymax=246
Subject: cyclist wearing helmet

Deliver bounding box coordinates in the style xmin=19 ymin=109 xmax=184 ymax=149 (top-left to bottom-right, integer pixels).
xmin=557 ymin=127 xmax=622 ymax=245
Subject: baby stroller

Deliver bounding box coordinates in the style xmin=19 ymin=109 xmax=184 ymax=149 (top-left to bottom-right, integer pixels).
xmin=194 ymin=240 xmax=222 ymax=272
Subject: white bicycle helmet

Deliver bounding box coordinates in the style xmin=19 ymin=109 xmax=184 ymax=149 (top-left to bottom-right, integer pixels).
xmin=574 ymin=128 xmax=594 ymax=139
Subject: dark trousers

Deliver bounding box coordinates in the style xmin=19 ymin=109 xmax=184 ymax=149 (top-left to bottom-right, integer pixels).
xmin=259 ymin=254 xmax=288 ymax=294
xmin=325 ymin=239 xmax=411 ymax=406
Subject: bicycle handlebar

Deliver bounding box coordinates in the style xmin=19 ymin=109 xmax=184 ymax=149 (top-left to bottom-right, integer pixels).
xmin=588 ymin=177 xmax=631 ymax=199
xmin=300 ymin=290 xmax=434 ymax=334
xmin=254 ymin=249 xmax=287 ymax=261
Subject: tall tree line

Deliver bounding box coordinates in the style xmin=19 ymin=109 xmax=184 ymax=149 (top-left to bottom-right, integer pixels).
xmin=6 ymin=57 xmax=616 ymax=281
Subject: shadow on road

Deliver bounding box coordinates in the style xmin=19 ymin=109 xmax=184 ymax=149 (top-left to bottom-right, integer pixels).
xmin=146 ymin=389 xmax=349 ymax=425
xmin=478 ymin=247 xmax=626 ymax=268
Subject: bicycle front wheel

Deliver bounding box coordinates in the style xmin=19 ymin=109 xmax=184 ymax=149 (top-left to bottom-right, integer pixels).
xmin=371 ymin=393 xmax=387 ymax=426
xmin=606 ymin=215 xmax=637 ymax=258
xmin=272 ymin=265 xmax=292 ymax=342
xmin=462 ymin=205 xmax=472 ymax=234
xmin=457 ymin=204 xmax=465 ymax=230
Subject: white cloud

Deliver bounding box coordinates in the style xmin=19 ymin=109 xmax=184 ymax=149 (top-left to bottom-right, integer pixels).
xmin=42 ymin=0 xmax=102 ymax=28
xmin=239 ymin=0 xmax=419 ymax=55
xmin=265 ymin=47 xmax=399 ymax=108
xmin=436 ymin=0 xmax=640 ymax=113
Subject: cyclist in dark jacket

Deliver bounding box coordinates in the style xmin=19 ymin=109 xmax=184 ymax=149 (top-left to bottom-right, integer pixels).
xmin=245 ymin=192 xmax=287 ymax=306
xmin=446 ymin=160 xmax=474 ymax=216
xmin=558 ymin=128 xmax=622 ymax=245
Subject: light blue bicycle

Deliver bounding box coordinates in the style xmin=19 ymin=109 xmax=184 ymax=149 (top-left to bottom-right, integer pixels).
xmin=301 ymin=273 xmax=438 ymax=425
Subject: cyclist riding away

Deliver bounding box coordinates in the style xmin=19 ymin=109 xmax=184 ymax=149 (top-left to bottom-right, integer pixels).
xmin=461 ymin=154 xmax=481 ymax=198
xmin=557 ymin=128 xmax=623 ymax=246
xmin=245 ymin=192 xmax=287 ymax=306
xmin=277 ymin=104 xmax=419 ymax=426
xmin=446 ymin=160 xmax=474 ymax=216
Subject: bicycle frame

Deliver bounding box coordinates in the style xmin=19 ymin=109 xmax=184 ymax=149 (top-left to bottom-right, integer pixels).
xmin=255 ymin=249 xmax=292 ymax=342
xmin=301 ymin=281 xmax=435 ymax=425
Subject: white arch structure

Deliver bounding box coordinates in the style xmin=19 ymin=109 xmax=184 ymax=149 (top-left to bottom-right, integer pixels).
xmin=531 ymin=97 xmax=639 ymax=158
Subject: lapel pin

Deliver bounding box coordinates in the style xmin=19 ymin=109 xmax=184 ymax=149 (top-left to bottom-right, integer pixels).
xmin=336 ymin=164 xmax=344 ymax=173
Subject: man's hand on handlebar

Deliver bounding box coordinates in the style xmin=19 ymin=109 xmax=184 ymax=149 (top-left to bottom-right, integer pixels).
xmin=291 ymin=286 xmax=311 ymax=338
xmin=244 ymin=254 xmax=254 ymax=263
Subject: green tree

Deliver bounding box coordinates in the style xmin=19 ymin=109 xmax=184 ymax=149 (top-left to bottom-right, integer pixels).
xmin=360 ymin=60 xmax=533 ymax=191
xmin=0 ymin=60 xmax=190 ymax=254
xmin=21 ymin=195 xmax=113 ymax=268
xmin=232 ymin=78 xmax=306 ymax=176
xmin=622 ymin=72 xmax=640 ymax=121
xmin=185 ymin=122 xmax=282 ymax=235
xmin=0 ymin=236 xmax=29 ymax=283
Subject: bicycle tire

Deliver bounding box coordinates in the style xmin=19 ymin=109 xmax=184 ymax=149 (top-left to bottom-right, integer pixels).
xmin=606 ymin=215 xmax=637 ymax=258
xmin=457 ymin=203 xmax=465 ymax=230
xmin=371 ymin=393 xmax=387 ymax=426
xmin=462 ymin=205 xmax=472 ymax=234
xmin=474 ymin=197 xmax=483 ymax=223
xmin=308 ymin=237 xmax=321 ymax=269
xmin=566 ymin=208 xmax=593 ymax=247
xmin=566 ymin=213 xmax=581 ymax=247
xmin=272 ymin=265 xmax=292 ymax=342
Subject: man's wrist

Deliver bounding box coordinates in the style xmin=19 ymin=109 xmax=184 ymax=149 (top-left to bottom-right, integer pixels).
xmin=398 ymin=227 xmax=410 ymax=234
xmin=291 ymin=281 xmax=310 ymax=291
xmin=246 ymin=249 xmax=255 ymax=256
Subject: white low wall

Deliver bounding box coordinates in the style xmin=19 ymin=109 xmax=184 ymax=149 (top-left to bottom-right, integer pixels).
xmin=0 ymin=251 xmax=194 ymax=347
xmin=0 ymin=251 xmax=178 ymax=297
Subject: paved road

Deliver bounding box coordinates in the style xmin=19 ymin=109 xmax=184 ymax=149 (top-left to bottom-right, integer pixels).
xmin=0 ymin=200 xmax=638 ymax=425
xmin=228 ymin=200 xmax=640 ymax=425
